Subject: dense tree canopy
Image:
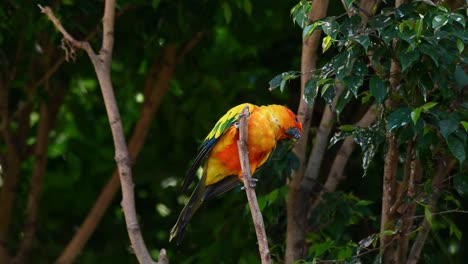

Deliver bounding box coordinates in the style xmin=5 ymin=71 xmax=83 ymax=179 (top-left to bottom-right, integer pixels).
xmin=0 ymin=0 xmax=466 ymax=264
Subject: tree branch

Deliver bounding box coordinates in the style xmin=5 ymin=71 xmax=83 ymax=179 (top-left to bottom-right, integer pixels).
xmin=38 ymin=5 xmax=95 ymax=61
xmin=310 ymin=104 xmax=378 ymax=211
xmin=39 ymin=3 xmax=156 ymax=264
xmin=55 ymin=45 xmax=179 ymax=264
xmin=396 ymin=158 xmax=422 ymax=263
xmin=237 ymin=106 xmax=271 ymax=264
xmin=302 ymin=84 xmax=343 ymax=191
xmin=285 ymin=1 xmax=330 ymax=262
xmin=12 ymin=103 xmax=50 ymax=264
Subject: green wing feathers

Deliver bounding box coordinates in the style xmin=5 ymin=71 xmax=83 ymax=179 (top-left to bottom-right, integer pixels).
xmin=181 ymin=103 xmax=254 ymax=192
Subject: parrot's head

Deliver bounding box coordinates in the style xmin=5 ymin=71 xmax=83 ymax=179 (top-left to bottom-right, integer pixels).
xmin=270 ymin=105 xmax=302 ymax=140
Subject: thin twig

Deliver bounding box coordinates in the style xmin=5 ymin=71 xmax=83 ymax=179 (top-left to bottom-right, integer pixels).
xmin=38 ymin=5 xmax=96 ymax=61
xmin=237 ymin=106 xmax=272 ymax=264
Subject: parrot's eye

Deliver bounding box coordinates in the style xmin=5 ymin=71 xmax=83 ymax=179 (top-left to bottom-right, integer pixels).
xmin=294 ymin=117 xmax=299 ymax=123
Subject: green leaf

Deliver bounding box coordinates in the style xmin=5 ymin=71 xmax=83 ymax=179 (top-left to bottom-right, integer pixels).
xmin=343 ymin=0 xmax=354 ymax=10
xmin=356 ymin=200 xmax=374 ymax=206
xmin=353 ymin=60 xmax=368 ymax=76
xmin=411 ymin=107 xmax=422 ymax=125
xmin=369 ymin=76 xmax=386 ymax=104
xmin=415 ymin=18 xmax=423 ymax=40
xmin=304 ymin=76 xmax=319 ymax=105
xmin=424 ymin=206 xmax=433 ymax=227
xmin=335 ymin=90 xmax=353 ymax=115
xmin=343 ymin=75 xmax=363 ymax=97
xmin=338 ymin=125 xmax=356 ymax=131
xmin=399 ymin=48 xmax=420 ymax=72
xmin=418 ymin=74 xmax=433 ymax=101
xmin=438 ymin=119 xmax=459 ymax=139
xmin=303 ymin=21 xmax=321 ymax=39
xmin=450 ymin=13 xmax=466 ymax=27
xmin=351 ymin=35 xmax=370 ymax=51
xmin=449 ymin=221 xmax=462 ymax=240
xmin=333 ymin=51 xmax=353 ymax=80
xmin=455 ymin=65 xmax=468 ymax=87
xmin=280 ymin=79 xmax=287 ymax=92
xmin=454 ymin=173 xmax=468 ymax=197
xmin=291 ymin=1 xmax=310 ymax=28
xmin=419 ymin=43 xmax=440 ymax=66
xmin=321 ymin=17 xmax=340 ymax=39
xmin=420 ymin=102 xmax=438 ymax=111
xmin=243 ymin=0 xmax=252 ymax=16
xmin=382 ymin=25 xmax=398 ymax=44
xmin=268 ymin=71 xmax=299 ymax=91
xmin=311 ymin=240 xmax=334 ymax=257
xmin=387 ymin=107 xmax=412 ymax=131
xmin=448 ymin=134 xmax=466 ymax=163
xmin=337 ymin=247 xmax=352 ymax=260
xmin=457 ymin=38 xmax=465 ymax=54
xmin=268 ymin=74 xmax=283 ymax=90
xmin=321 ymin=83 xmax=336 ymax=106
xmin=222 ymin=2 xmax=232 ymax=23
xmin=461 ymin=121 xmax=468 ymax=132
xmin=322 ymin=35 xmax=333 ymax=53
xmin=432 ymin=14 xmax=449 ymax=29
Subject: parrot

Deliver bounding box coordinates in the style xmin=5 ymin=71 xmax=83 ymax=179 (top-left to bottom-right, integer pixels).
xmin=169 ymin=103 xmax=302 ymax=243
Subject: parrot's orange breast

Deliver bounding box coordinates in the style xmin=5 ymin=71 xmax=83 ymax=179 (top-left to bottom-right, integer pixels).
xmin=204 ymin=110 xmax=276 ymax=186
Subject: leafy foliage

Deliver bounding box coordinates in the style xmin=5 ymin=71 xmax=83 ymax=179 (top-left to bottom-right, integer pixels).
xmin=270 ymin=0 xmax=468 ymax=262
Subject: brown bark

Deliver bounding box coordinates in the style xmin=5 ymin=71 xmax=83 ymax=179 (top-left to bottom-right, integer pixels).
xmin=380 ymin=136 xmax=398 ymax=263
xmin=237 ymin=106 xmax=271 ymax=264
xmin=396 ymin=158 xmax=422 ymax=263
xmin=285 ymin=1 xmax=330 ymax=263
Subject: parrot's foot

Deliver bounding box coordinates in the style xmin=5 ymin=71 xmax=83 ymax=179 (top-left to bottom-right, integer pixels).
xmin=241 ymin=177 xmax=258 ymax=190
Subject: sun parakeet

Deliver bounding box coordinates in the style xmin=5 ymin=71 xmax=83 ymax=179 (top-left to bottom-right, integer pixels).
xmin=170 ymin=103 xmax=302 ymax=243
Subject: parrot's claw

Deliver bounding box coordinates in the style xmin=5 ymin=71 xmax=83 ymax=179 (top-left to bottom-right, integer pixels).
xmin=241 ymin=177 xmax=258 ymax=190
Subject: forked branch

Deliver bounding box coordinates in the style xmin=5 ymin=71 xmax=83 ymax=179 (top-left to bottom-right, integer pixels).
xmin=39 ymin=3 xmax=158 ymax=264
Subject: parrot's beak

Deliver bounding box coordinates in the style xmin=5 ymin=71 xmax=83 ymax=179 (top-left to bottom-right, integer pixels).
xmin=285 ymin=127 xmax=301 ymax=139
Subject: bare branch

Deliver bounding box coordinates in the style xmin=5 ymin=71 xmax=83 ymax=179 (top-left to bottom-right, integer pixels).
xmin=99 ymin=0 xmax=115 ymax=64
xmin=38 ymin=5 xmax=96 ymax=62
xmin=237 ymin=106 xmax=272 ymax=264
xmin=56 ymin=45 xmax=178 ymax=264
xmin=40 ymin=3 xmax=156 ymax=263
